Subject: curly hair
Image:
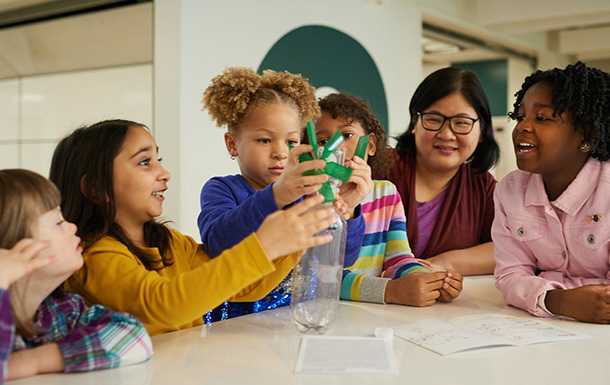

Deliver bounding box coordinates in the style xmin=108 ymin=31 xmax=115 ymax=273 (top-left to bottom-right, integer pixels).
xmin=202 ymin=67 xmax=320 ymax=132
xmin=508 ymin=61 xmax=610 ymax=161
xmin=317 ymin=93 xmax=393 ymax=180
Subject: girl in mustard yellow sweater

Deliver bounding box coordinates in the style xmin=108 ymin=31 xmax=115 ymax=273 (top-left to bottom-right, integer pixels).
xmin=50 ymin=119 xmax=334 ymax=336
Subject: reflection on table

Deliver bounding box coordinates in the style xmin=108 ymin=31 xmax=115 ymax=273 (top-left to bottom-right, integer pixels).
xmin=10 ymin=276 xmax=610 ymax=385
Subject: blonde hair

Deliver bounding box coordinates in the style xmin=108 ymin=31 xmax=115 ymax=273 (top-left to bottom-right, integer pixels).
xmin=0 ymin=169 xmax=60 ymax=249
xmin=202 ymin=67 xmax=320 ymax=132
xmin=0 ymin=169 xmax=62 ymax=336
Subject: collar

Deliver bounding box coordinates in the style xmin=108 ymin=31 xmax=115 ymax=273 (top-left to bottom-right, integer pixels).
xmin=524 ymin=157 xmax=600 ymax=215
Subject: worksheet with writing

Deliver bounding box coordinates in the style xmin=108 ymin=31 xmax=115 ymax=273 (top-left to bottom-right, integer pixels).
xmin=394 ymin=313 xmax=590 ymax=356
xmin=295 ymin=335 xmax=398 ymax=374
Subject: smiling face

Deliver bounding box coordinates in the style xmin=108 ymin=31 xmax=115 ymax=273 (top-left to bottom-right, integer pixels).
xmin=112 ymin=125 xmax=171 ymax=234
xmin=30 ymin=207 xmax=83 ymax=280
xmin=413 ymin=92 xmax=481 ymax=176
xmin=315 ymin=111 xmax=376 ymax=162
xmin=226 ymin=104 xmax=302 ymax=191
xmin=512 ymin=82 xmax=588 ymax=193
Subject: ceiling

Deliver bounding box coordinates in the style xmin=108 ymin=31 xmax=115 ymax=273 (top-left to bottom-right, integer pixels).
xmin=0 ymin=0 xmax=152 ymax=79
xmin=422 ymin=0 xmax=610 ymax=71
xmin=0 ymin=0 xmax=608 ymax=80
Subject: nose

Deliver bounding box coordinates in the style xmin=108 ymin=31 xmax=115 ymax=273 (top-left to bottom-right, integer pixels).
xmin=437 ymin=119 xmax=456 ymax=139
xmin=515 ymin=118 xmax=532 ymax=133
xmin=271 ymin=142 xmax=288 ymax=160
xmin=158 ymin=163 xmax=171 ymax=182
xmin=68 ymin=221 xmax=78 ymax=235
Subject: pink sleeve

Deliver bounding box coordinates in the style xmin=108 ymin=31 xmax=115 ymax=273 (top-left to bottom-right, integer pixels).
xmin=492 ymin=185 xmax=567 ymax=318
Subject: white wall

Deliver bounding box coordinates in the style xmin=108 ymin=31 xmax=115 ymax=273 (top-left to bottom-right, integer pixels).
xmin=0 ymin=64 xmax=153 ymax=177
xmin=155 ymin=0 xmax=423 ymax=239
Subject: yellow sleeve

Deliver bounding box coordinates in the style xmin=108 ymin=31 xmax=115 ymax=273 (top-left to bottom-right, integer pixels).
xmin=182 ymin=230 xmax=300 ymax=302
xmin=67 ymin=232 xmax=293 ymax=336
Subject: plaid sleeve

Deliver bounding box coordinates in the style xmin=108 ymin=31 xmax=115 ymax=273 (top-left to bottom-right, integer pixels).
xmin=26 ymin=293 xmax=152 ymax=372
xmin=0 ymin=289 xmax=14 ymax=383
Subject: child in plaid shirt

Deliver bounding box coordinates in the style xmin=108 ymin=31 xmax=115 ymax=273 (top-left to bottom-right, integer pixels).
xmin=0 ymin=169 xmax=152 ymax=382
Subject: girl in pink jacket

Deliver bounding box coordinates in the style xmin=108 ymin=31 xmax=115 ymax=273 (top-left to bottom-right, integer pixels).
xmin=493 ymin=61 xmax=610 ymax=324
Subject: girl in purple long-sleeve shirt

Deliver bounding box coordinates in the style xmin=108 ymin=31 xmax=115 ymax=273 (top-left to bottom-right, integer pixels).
xmin=493 ymin=62 xmax=610 ymax=324
xmin=0 ymin=169 xmax=152 ymax=382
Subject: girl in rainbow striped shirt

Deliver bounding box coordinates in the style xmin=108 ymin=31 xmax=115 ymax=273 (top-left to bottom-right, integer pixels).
xmin=315 ymin=93 xmax=463 ymax=306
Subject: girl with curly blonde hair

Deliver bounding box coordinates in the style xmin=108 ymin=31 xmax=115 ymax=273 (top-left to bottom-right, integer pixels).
xmin=198 ymin=67 xmax=366 ymax=322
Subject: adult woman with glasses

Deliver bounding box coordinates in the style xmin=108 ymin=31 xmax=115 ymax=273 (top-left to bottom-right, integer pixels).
xmin=385 ymin=67 xmax=500 ymax=275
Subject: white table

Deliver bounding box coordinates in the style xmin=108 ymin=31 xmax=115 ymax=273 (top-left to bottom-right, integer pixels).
xmin=11 ymin=276 xmax=610 ymax=384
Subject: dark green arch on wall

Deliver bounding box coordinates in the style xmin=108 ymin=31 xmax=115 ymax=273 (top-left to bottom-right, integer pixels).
xmin=258 ymin=25 xmax=389 ymax=132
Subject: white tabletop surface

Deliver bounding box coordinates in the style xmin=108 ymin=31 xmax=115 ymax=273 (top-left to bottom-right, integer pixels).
xmin=10 ymin=275 xmax=610 ymax=384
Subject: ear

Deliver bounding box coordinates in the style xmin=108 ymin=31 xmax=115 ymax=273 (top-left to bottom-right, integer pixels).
xmin=80 ymin=175 xmax=101 ymax=204
xmin=224 ymin=132 xmax=238 ymax=157
xmin=367 ymin=135 xmax=377 ymax=157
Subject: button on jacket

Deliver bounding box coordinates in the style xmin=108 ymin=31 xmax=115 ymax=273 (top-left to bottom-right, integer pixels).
xmin=493 ymin=157 xmax=610 ymax=317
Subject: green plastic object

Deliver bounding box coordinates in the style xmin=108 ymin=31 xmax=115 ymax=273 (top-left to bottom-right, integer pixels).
xmin=353 ymin=134 xmax=370 ymax=160
xmin=293 ymin=120 xmax=353 ymax=202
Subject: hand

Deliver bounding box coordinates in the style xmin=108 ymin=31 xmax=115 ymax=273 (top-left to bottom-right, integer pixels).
xmin=384 ymin=272 xmax=449 ymax=307
xmin=333 ymin=195 xmax=350 ymax=220
xmin=338 ymin=156 xmax=372 ymax=218
xmin=545 ymin=285 xmax=610 ymax=324
xmin=273 ymin=145 xmax=328 ymax=208
xmin=0 ymin=239 xmax=55 ymax=290
xmin=437 ymin=270 xmax=463 ymax=302
xmin=256 ymin=194 xmax=335 ymax=261
xmin=6 ymin=344 xmax=65 ymax=380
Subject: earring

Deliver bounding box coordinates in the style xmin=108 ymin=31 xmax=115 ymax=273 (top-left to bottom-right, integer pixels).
xmin=230 ymin=154 xmax=237 ymax=160
xmin=580 ymin=141 xmax=591 ymax=152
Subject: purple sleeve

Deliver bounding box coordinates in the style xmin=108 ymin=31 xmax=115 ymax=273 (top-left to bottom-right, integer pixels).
xmin=344 ymin=205 xmax=365 ymax=268
xmin=0 ymin=289 xmax=14 ymax=383
xmin=198 ymin=177 xmax=279 ymax=258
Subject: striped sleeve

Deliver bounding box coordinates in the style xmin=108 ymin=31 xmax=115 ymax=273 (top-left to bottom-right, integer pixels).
xmin=340 ymin=181 xmax=428 ymax=303
xmin=17 ymin=293 xmax=152 ymax=372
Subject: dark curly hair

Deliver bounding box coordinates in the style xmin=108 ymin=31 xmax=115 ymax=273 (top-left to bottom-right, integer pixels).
xmin=508 ymin=61 xmax=610 ymax=161
xmin=395 ymin=67 xmax=500 ymax=172
xmin=316 ymin=93 xmax=393 ymax=180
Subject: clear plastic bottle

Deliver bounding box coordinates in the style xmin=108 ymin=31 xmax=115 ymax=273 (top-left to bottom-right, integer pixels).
xmin=290 ymin=149 xmax=347 ymax=333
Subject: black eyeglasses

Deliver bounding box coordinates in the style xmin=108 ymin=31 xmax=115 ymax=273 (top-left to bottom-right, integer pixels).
xmin=417 ymin=112 xmax=480 ymax=135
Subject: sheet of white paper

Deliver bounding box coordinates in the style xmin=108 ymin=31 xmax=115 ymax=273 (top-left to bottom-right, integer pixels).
xmin=450 ymin=313 xmax=590 ymax=345
xmin=394 ymin=314 xmax=590 ymax=356
xmin=394 ymin=319 xmax=512 ymax=356
xmin=294 ymin=335 xmax=398 ymax=374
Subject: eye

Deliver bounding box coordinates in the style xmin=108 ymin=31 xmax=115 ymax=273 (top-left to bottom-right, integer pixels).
xmin=512 ymin=113 xmax=525 ymax=122
xmin=57 ymin=219 xmax=65 ymax=226
xmin=139 ymin=158 xmax=151 ymax=166
xmin=535 ymin=115 xmax=549 ymax=122
xmin=257 ymin=138 xmax=271 ymax=144
xmin=343 ymin=133 xmax=354 ymax=140
xmin=317 ymin=139 xmax=328 ymax=146
xmin=287 ymin=139 xmax=299 ymax=146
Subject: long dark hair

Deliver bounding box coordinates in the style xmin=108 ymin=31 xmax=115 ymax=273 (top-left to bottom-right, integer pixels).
xmin=395 ymin=67 xmax=500 ymax=172
xmin=49 ymin=119 xmax=174 ymax=272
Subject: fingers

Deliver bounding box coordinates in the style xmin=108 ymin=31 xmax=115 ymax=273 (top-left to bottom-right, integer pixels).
xmin=17 ymin=239 xmax=51 ymax=261
xmin=415 ymin=258 xmax=433 ymax=269
xmin=287 ymin=194 xmax=325 ymax=215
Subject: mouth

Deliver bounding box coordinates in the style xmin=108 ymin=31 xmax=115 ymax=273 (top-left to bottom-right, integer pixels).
xmin=269 ymin=167 xmax=284 ymax=174
xmin=152 ymin=189 xmax=166 ymax=199
xmin=516 ymin=142 xmax=537 ymax=153
xmin=434 ymin=145 xmax=457 ymax=153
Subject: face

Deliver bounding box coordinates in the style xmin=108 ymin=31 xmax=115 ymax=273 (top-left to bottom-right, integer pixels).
xmin=226 ymin=104 xmax=301 ymax=190
xmin=30 ymin=207 xmax=83 ymax=279
xmin=512 ymin=82 xmax=586 ymax=183
xmin=413 ymin=92 xmax=481 ymax=175
xmin=315 ymin=111 xmax=376 ymax=162
xmin=113 ymin=126 xmax=171 ymax=232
